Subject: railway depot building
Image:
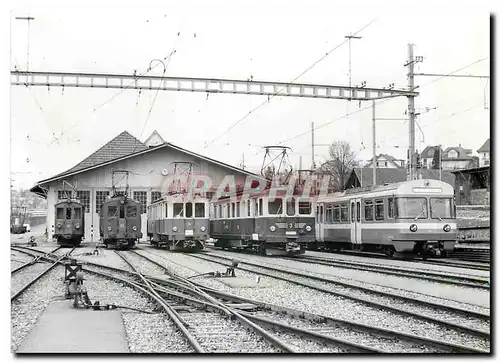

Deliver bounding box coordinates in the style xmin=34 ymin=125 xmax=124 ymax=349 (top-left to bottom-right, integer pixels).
xmin=30 ymin=130 xmax=261 ymax=242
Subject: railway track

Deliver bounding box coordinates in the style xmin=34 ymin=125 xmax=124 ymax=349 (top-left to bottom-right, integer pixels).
xmin=11 ymin=246 xmax=490 ymax=353
xmin=286 ymin=255 xmax=489 ymax=289
xmin=186 ymin=252 xmax=489 ymax=345
xmin=314 ymin=249 xmax=490 ymax=271
xmin=11 ymin=246 xmax=75 ymax=302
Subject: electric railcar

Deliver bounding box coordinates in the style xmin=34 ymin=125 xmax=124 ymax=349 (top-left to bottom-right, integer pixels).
xmin=53 ymin=199 xmax=85 ymax=246
xmin=147 ymin=194 xmax=209 ymax=251
xmin=99 ymin=195 xmax=142 ymax=249
xmin=316 ymin=179 xmax=457 ymax=258
xmin=210 ymin=189 xmax=316 ymax=256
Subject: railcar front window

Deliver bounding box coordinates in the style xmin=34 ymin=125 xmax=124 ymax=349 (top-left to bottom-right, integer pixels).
xmin=173 ymin=203 xmax=184 ymax=217
xmin=56 ymin=208 xmax=64 ymax=219
xmin=268 ymin=198 xmax=283 ymax=215
xmin=430 ymin=198 xmax=453 ymax=219
xmin=286 ymin=198 xmax=296 ymax=216
xmin=299 ymin=201 xmax=312 ymax=215
xmin=127 ymin=206 xmax=137 ymax=218
xmin=66 ymin=208 xmax=72 ymax=219
xmin=120 ymin=205 xmax=125 ymax=218
xmin=108 ymin=206 xmax=118 ymax=218
xmin=259 ymin=199 xmax=263 ymax=216
xmin=74 ymin=208 xmax=82 ymax=220
xmin=395 ymin=198 xmax=428 ymax=219
xmin=195 ymin=203 xmax=205 ymax=218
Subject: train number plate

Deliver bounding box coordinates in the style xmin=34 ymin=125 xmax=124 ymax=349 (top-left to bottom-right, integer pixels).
xmin=286 ymin=231 xmax=297 ymax=236
xmin=185 ymin=229 xmax=194 ymax=236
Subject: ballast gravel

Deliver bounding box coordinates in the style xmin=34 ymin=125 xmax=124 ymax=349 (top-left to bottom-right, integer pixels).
xmin=169 ymin=252 xmax=490 ymax=352
xmin=11 ymin=263 xmax=53 ymax=298
xmin=136 ymin=249 xmax=445 ymax=352
xmin=11 ymin=266 xmax=66 ymax=352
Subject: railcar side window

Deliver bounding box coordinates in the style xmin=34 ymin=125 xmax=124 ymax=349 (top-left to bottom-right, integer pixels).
xmin=356 ymin=202 xmax=360 ymax=222
xmin=333 ymin=206 xmax=340 ymax=222
xmin=56 ymin=208 xmax=64 ymax=219
xmin=236 ymin=202 xmax=240 ymax=217
xmin=395 ymin=198 xmax=427 ymax=219
xmin=165 ymin=204 xmax=168 ymax=218
xmin=232 ymin=203 xmax=236 ymax=218
xmin=375 ymin=200 xmax=384 ymax=220
xmin=173 ymin=203 xmax=184 ymax=217
xmin=127 ymin=206 xmax=137 ymax=218
xmin=254 ymin=200 xmax=259 ymax=216
xmin=298 ymin=200 xmax=311 ymax=215
xmin=340 ymin=204 xmax=348 ymax=222
xmin=218 ymin=205 xmax=222 ymax=219
xmin=351 ymin=202 xmax=355 ymax=222
xmin=388 ymin=198 xmax=394 ymax=218
xmin=286 ymin=198 xmax=296 ymax=216
xmin=186 ymin=203 xmax=193 ymax=218
xmin=430 ymin=198 xmax=453 ymax=219
xmin=364 ymin=200 xmax=374 ymax=221
xmin=108 ymin=206 xmax=118 ymax=218
xmin=247 ymin=201 xmax=251 ymax=217
xmin=325 ymin=205 xmax=333 ymax=223
xmin=73 ymin=208 xmax=81 ymax=220
xmin=195 ymin=203 xmax=205 ymax=218
xmin=259 ymin=199 xmax=263 ymax=216
xmin=268 ymin=198 xmax=283 ymax=215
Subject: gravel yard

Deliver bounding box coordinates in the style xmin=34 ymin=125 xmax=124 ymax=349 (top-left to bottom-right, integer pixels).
xmin=135 ymin=248 xmax=487 ymax=352
xmin=206 ymin=249 xmax=490 ymax=308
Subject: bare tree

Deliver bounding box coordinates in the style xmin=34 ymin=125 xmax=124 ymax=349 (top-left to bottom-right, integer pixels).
xmin=317 ymin=141 xmax=357 ymax=191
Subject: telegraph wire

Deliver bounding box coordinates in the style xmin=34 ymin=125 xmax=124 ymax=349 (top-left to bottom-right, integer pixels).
xmin=204 ymin=17 xmax=378 ymax=148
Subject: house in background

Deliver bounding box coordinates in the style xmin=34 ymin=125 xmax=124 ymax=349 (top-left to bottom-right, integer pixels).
xmin=477 ymin=138 xmax=490 ymax=167
xmin=452 ymin=166 xmax=490 ymax=205
xmin=344 ymin=168 xmax=455 ymax=190
xmin=363 ymin=154 xmax=405 ymax=169
xmin=420 ymin=145 xmax=442 ymax=169
xmin=441 ymin=145 xmax=478 ymax=170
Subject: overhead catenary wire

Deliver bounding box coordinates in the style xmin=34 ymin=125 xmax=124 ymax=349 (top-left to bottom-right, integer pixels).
xmin=204 ymin=17 xmax=378 ymax=148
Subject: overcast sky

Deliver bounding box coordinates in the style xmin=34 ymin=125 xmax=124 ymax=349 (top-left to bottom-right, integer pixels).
xmin=9 ymin=0 xmax=491 ymax=189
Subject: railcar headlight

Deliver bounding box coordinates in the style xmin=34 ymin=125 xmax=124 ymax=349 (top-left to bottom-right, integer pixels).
xmin=409 ymin=224 xmax=418 ymax=232
xmin=172 ymin=226 xmax=178 ymax=232
xmin=132 ymin=226 xmax=137 ymax=231
xmin=56 ymin=223 xmax=62 ymax=228
xmin=443 ymin=224 xmax=451 ymax=232
xmin=75 ymin=223 xmax=80 ymax=229
xmin=120 ymin=200 xmax=125 ymax=205
xmin=200 ymin=226 xmax=206 ymax=232
xmin=107 ymin=226 xmax=112 ymax=231
xmin=305 ymin=225 xmax=312 ymax=232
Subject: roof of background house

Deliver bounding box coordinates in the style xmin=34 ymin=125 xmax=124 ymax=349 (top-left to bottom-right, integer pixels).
xmin=348 ymin=168 xmax=455 ymax=188
xmin=477 ymin=138 xmax=490 ymax=153
xmin=364 ymin=154 xmax=404 ymax=168
xmin=52 ymin=131 xmax=149 ymax=178
xmin=420 ymin=145 xmax=442 ymax=159
xmin=442 ymin=146 xmax=474 ymax=160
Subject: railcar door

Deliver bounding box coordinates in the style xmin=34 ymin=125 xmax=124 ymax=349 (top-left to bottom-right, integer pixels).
xmin=350 ymin=198 xmax=362 ymax=245
xmin=184 ymin=202 xmax=195 ymax=239
xmin=315 ymin=203 xmax=324 ymax=242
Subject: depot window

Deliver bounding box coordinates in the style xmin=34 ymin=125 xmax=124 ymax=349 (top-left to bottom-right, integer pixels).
xmin=268 ymin=198 xmax=283 ymax=215
xmin=195 ymin=203 xmax=205 ymax=218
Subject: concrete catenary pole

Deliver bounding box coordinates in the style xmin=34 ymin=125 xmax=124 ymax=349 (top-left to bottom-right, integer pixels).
xmin=407 ymin=43 xmax=417 ymax=181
